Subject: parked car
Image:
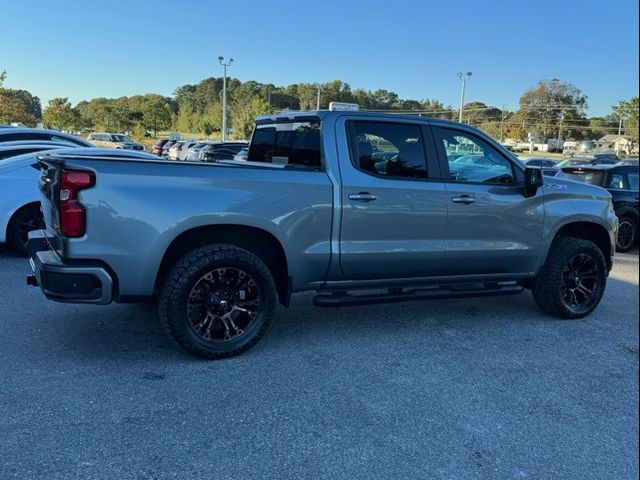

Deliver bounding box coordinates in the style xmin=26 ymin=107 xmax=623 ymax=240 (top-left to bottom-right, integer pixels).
xmin=233 ymin=147 xmax=249 ymax=161
xmin=88 ymin=133 xmax=145 ymax=151
xmin=28 ymin=108 xmax=617 ymax=360
xmin=168 ymin=140 xmax=199 ymax=161
xmin=556 ymin=157 xmax=597 ymax=169
xmin=556 ymin=164 xmax=639 ymax=252
xmin=151 ymin=139 xmax=172 ymax=156
xmin=0 ymin=141 xmax=80 ymax=160
xmin=0 ymin=127 xmax=92 ymax=147
xmin=184 ymin=142 xmax=211 ymax=162
xmin=522 ymin=158 xmax=559 ymax=176
xmin=616 ymin=158 xmax=639 ymax=166
xmin=592 ymin=153 xmax=619 ymax=165
xmin=1 ymin=141 xmax=96 ymax=254
xmin=161 ymin=140 xmax=177 ymax=158
xmin=198 ymin=142 xmax=248 ymax=162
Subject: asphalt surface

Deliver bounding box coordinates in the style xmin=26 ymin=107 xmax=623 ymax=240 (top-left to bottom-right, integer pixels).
xmin=0 ymin=246 xmax=638 ymax=480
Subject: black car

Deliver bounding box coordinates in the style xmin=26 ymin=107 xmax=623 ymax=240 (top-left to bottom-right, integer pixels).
xmin=592 ymin=153 xmax=620 ymax=165
xmin=557 ymin=165 xmax=639 ymax=252
xmin=198 ymin=142 xmax=247 ymax=162
xmin=523 ymin=158 xmax=559 ymax=176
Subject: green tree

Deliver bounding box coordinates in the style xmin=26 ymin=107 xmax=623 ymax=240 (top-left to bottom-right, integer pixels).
xmin=42 ymin=97 xmax=80 ymax=131
xmin=231 ymin=96 xmax=270 ymax=139
xmin=0 ymin=71 xmax=42 ymax=126
xmin=611 ymin=97 xmax=639 ymax=144
xmin=141 ymin=95 xmax=172 ymax=137
xmin=518 ymin=79 xmax=588 ymax=140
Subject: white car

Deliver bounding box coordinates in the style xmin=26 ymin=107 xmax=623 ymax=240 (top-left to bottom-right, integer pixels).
xmin=1 ymin=152 xmax=49 ymax=254
xmin=233 ymin=147 xmax=249 ymax=161
xmin=1 ymin=146 xmax=158 ymax=254
xmin=168 ymin=140 xmax=199 ymax=161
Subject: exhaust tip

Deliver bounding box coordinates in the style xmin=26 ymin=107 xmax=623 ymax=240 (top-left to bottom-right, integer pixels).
xmin=26 ymin=274 xmax=38 ymax=287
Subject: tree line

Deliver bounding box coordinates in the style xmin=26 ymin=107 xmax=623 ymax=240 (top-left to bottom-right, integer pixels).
xmin=1 ymin=70 xmax=638 ymax=144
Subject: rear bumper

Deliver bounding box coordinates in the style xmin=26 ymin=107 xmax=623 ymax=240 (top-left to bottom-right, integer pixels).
xmin=27 ymin=230 xmax=113 ymax=305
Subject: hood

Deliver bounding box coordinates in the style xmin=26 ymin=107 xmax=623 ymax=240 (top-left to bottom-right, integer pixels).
xmin=542 ymin=175 xmax=612 ymax=200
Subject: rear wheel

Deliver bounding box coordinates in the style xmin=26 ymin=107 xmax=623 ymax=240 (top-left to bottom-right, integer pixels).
xmin=7 ymin=204 xmax=44 ymax=256
xmin=158 ymin=244 xmax=277 ymax=359
xmin=615 ymin=216 xmax=637 ymax=252
xmin=533 ymin=237 xmax=607 ymax=319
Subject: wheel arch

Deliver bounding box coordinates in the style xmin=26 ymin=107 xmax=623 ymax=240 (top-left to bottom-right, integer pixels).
xmin=615 ymin=206 xmax=639 ymax=223
xmin=550 ymin=221 xmax=613 ymax=271
xmin=154 ymin=224 xmax=290 ymax=306
xmin=5 ymin=201 xmax=41 ymax=244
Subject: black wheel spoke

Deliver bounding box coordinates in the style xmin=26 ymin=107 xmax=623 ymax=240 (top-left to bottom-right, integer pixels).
xmin=186 ymin=267 xmax=260 ymax=343
xmin=560 ymin=252 xmax=601 ymax=314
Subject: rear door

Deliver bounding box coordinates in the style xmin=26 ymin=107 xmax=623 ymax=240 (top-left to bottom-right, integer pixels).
xmin=432 ymin=125 xmax=544 ymax=275
xmin=337 ymin=117 xmax=448 ymax=280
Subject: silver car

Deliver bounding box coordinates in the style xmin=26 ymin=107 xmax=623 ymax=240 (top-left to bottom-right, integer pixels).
xmin=168 ymin=140 xmax=199 ymax=161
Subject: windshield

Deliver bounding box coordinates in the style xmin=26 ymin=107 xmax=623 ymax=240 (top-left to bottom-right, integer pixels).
xmin=111 ymin=135 xmax=132 ymax=142
xmin=556 ymin=171 xmax=606 ymax=186
xmin=556 ymin=158 xmax=594 ymax=169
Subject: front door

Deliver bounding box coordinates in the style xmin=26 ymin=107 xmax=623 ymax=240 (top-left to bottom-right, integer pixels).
xmin=338 ymin=118 xmax=448 ymax=280
xmin=432 ymin=126 xmax=544 ymax=275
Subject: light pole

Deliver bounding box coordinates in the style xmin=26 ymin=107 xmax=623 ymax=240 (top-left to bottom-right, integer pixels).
xmin=316 ymin=84 xmax=321 ymax=110
xmin=616 ymin=114 xmax=623 ymax=154
xmin=457 ymin=71 xmax=472 ymax=123
xmin=218 ymin=56 xmax=233 ymax=141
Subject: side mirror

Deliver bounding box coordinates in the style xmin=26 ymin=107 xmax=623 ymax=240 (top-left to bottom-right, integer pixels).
xmin=524 ymin=167 xmax=544 ymax=197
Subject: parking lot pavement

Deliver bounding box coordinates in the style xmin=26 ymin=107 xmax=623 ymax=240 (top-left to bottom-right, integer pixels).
xmin=0 ymin=247 xmax=638 ymax=480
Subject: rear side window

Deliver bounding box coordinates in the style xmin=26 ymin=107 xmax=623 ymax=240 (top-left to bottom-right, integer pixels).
xmin=607 ymin=174 xmax=625 ymax=189
xmin=248 ymin=121 xmax=321 ymax=168
xmin=627 ymin=173 xmax=638 ymax=190
xmin=347 ymin=121 xmax=428 ymax=179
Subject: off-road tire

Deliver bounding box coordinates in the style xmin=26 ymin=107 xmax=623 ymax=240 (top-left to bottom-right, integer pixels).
xmin=158 ymin=244 xmax=277 ymax=359
xmin=532 ymin=237 xmax=607 ymax=319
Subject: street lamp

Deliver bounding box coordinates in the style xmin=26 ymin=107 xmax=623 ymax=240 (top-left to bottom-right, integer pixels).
xmin=218 ymin=56 xmax=233 ymax=141
xmin=457 ymin=71 xmax=472 ymax=123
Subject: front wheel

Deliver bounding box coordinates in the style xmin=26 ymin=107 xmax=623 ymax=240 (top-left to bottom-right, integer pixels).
xmin=158 ymin=244 xmax=277 ymax=359
xmin=616 ymin=216 xmax=637 ymax=252
xmin=532 ymin=237 xmax=607 ymax=319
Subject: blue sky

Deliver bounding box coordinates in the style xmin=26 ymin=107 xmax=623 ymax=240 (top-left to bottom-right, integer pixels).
xmin=1 ymin=0 xmax=638 ymax=116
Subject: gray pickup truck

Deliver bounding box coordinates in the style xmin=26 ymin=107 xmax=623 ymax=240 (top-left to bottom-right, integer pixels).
xmin=28 ymin=106 xmax=618 ymax=358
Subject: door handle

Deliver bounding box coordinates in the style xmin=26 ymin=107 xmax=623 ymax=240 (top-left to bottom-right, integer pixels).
xmin=451 ymin=195 xmax=476 ymax=204
xmin=348 ymin=192 xmax=377 ymax=202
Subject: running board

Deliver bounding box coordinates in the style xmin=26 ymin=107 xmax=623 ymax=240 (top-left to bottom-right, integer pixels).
xmin=313 ymin=283 xmax=524 ymax=307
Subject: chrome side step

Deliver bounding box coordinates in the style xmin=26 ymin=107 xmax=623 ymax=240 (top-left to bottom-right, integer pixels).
xmin=312 ymin=283 xmax=524 ymax=307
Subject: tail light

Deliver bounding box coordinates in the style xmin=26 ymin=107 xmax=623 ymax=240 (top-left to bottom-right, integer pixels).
xmin=59 ymin=169 xmax=95 ymax=237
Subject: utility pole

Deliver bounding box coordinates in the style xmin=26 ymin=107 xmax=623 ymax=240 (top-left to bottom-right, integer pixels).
xmin=500 ymin=105 xmax=506 ymax=144
xmin=218 ymin=56 xmax=233 ymax=141
xmin=556 ymin=110 xmax=565 ymax=153
xmin=457 ymin=71 xmax=472 ymax=123
xmin=316 ymin=84 xmax=321 ymax=110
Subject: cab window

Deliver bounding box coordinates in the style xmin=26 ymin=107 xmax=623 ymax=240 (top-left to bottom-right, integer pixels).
xmin=439 ymin=128 xmax=515 ymax=184
xmin=248 ymin=121 xmax=321 ymax=168
xmin=347 ymin=121 xmax=428 ymax=179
